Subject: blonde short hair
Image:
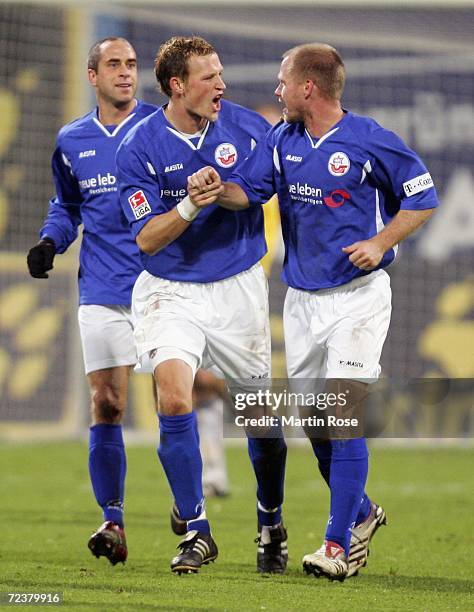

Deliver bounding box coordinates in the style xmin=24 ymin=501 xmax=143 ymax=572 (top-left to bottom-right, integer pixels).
xmin=283 ymin=43 xmax=345 ymax=100
xmin=155 ymin=36 xmax=216 ymax=97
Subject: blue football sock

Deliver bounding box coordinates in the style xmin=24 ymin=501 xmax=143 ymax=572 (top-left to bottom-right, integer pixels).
xmin=356 ymin=493 xmax=372 ymax=525
xmin=309 ymin=437 xmax=371 ymax=529
xmin=158 ymin=412 xmax=209 ymax=534
xmin=308 ymin=438 xmax=332 ymax=483
xmin=193 ymin=410 xmax=200 ymax=446
xmin=325 ymin=438 xmax=368 ymax=555
xmin=89 ymin=424 xmax=126 ymax=527
xmin=187 ymin=507 xmax=209 ymax=534
xmin=247 ymin=429 xmax=287 ymax=527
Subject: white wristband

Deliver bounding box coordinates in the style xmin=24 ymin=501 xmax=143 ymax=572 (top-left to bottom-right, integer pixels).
xmin=176 ymin=195 xmax=201 ymax=222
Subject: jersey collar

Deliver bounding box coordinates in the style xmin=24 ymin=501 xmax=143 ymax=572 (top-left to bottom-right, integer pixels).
xmin=304 ymin=110 xmax=351 ymax=150
xmin=92 ymin=99 xmax=139 ymax=138
xmin=161 ymin=106 xmax=211 ymax=151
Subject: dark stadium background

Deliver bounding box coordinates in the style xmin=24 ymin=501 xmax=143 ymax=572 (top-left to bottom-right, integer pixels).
xmin=0 ymin=3 xmax=472 ymax=437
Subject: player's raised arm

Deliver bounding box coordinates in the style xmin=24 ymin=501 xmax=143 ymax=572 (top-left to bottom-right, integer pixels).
xmin=188 ymin=166 xmax=250 ymax=210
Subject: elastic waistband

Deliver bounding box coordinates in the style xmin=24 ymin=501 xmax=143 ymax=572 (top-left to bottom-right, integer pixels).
xmin=140 ymin=262 xmax=262 ymax=288
xmin=288 ymin=269 xmax=388 ymax=300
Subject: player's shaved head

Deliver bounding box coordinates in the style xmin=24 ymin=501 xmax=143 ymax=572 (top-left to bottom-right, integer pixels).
xmin=87 ymin=37 xmax=135 ymax=72
xmin=283 ymin=43 xmax=345 ymax=100
xmin=155 ymin=36 xmax=217 ymax=97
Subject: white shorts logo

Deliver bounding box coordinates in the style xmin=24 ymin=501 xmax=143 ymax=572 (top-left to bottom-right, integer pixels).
xmin=215 ymin=143 xmax=238 ymax=168
xmin=403 ymin=172 xmax=434 ymax=197
xmin=328 ymin=151 xmax=350 ymax=176
xmin=128 ymin=190 xmax=152 ymax=220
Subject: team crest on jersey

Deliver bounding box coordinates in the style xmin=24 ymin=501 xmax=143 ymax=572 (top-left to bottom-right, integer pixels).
xmin=328 ymin=151 xmax=350 ymax=176
xmin=215 ymin=143 xmax=238 ymax=168
xmin=128 ymin=189 xmax=151 ymax=220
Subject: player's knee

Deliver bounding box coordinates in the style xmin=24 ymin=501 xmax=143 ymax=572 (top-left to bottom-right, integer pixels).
xmin=305 ymin=434 xmax=331 ymax=455
xmin=302 ymin=425 xmax=327 ymax=441
xmin=91 ymin=387 xmax=124 ymax=424
xmin=248 ymin=433 xmax=286 ymax=458
xmin=158 ymin=390 xmax=191 ymax=416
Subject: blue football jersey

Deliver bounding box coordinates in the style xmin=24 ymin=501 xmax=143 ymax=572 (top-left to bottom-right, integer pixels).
xmin=40 ymin=100 xmax=158 ymax=305
xmin=231 ymin=111 xmax=439 ymax=290
xmin=116 ymin=100 xmax=270 ymax=282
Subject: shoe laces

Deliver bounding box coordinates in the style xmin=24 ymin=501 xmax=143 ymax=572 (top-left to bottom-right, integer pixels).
xmin=350 ymin=509 xmax=374 ymax=544
xmin=349 ymin=528 xmax=364 ymax=545
xmin=177 ymin=530 xmax=208 ymax=553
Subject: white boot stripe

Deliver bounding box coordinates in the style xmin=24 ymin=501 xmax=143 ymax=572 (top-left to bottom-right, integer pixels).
xmin=195 ymin=541 xmax=210 ymax=556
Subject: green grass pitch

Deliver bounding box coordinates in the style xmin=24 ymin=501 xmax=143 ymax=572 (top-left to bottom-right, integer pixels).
xmin=0 ymin=443 xmax=473 ymax=611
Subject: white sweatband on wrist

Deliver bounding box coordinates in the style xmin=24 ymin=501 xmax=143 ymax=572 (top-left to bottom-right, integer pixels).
xmin=176 ymin=195 xmax=201 ymax=222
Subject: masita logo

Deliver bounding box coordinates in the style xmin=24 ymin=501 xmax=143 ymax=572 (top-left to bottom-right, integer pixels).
xmin=215 ymin=143 xmax=238 ymax=168
xmin=339 ymin=359 xmax=364 ymax=369
xmin=328 ymin=151 xmax=350 ymax=176
xmin=79 ymin=149 xmax=96 ymax=158
xmin=286 ymin=154 xmax=302 ymax=162
xmin=165 ymin=163 xmax=184 ymax=173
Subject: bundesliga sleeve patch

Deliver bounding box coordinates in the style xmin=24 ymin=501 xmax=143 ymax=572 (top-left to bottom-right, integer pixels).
xmin=128 ymin=189 xmax=152 ymax=220
xmin=403 ymin=173 xmax=434 ymax=197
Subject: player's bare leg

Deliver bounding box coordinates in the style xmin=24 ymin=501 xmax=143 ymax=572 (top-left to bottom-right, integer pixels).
xmin=155 ymin=359 xmax=194 ymax=417
xmin=87 ymin=365 xmax=132 ymax=565
xmin=155 ymin=359 xmax=218 ymax=573
xmin=89 ymin=366 xmax=131 ymax=425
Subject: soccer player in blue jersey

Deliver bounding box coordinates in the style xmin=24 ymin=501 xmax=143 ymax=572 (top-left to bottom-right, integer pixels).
xmin=27 ymin=37 xmax=157 ymax=565
xmin=188 ymin=43 xmax=438 ymax=581
xmin=116 ymin=36 xmax=288 ymax=574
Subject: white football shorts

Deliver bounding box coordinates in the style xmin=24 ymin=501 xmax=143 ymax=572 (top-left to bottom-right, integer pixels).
xmin=132 ymin=263 xmax=271 ymax=382
xmin=78 ymin=304 xmax=137 ymax=374
xmin=284 ymin=269 xmax=392 ymax=381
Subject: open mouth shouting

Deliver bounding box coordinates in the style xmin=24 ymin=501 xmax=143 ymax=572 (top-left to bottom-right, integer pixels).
xmin=212 ymin=94 xmax=223 ymax=113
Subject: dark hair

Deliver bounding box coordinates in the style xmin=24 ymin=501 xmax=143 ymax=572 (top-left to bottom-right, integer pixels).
xmin=87 ymin=37 xmax=134 ymax=72
xmin=154 ymin=36 xmax=216 ymax=97
xmin=283 ymin=43 xmax=345 ymax=100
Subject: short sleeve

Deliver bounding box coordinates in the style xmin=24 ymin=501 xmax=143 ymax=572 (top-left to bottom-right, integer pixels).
xmin=229 ymin=125 xmax=280 ymax=205
xmin=368 ymin=127 xmax=439 ymax=211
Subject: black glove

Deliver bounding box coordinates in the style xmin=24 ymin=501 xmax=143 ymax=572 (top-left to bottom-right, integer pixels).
xmin=27 ymin=237 xmax=56 ymax=278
